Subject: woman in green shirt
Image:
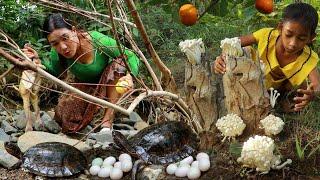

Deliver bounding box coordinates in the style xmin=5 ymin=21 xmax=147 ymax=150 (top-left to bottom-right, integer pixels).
xmin=22 ymin=13 xmax=140 ymax=132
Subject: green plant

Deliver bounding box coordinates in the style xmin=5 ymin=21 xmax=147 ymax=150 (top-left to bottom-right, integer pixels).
xmin=295 ymin=135 xmax=320 ymax=160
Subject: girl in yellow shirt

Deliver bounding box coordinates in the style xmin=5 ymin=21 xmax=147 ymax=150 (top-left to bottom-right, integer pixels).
xmin=213 ymin=2 xmax=320 ymax=112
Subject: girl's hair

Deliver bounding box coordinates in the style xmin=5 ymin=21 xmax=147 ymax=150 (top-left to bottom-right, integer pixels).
xmin=282 ymin=3 xmax=318 ymax=35
xmin=42 ymin=13 xmax=72 ymax=38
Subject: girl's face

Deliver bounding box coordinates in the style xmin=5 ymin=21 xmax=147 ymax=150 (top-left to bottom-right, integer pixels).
xmin=47 ymin=28 xmax=79 ymax=59
xmin=278 ymin=21 xmax=313 ymax=55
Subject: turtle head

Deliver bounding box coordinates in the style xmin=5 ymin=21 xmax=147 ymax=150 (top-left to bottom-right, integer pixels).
xmin=112 ymin=131 xmax=127 ymax=146
xmin=112 ymin=131 xmax=137 ymax=156
xmin=4 ymin=141 xmax=22 ymax=159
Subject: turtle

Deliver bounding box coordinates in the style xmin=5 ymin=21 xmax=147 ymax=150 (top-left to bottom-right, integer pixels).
xmin=112 ymin=120 xmax=200 ymax=179
xmin=4 ymin=142 xmax=87 ymax=177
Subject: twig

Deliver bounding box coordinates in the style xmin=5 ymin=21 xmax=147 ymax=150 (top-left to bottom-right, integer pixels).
xmin=36 ymin=0 xmax=136 ymax=28
xmin=0 ymin=65 xmax=15 ymax=79
xmin=125 ymin=0 xmax=177 ymax=92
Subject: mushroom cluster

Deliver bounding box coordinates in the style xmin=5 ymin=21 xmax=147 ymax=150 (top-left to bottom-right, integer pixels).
xmin=260 ymin=114 xmax=285 ymax=136
xmin=216 ymin=113 xmax=246 ymax=141
xmin=237 ymin=135 xmax=281 ymax=173
xmin=179 ymin=38 xmax=205 ymax=65
xmin=220 ymin=37 xmax=243 ymax=57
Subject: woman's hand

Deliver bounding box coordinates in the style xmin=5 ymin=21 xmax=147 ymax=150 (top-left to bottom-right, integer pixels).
xmin=22 ymin=44 xmax=39 ymax=60
xmin=293 ymin=83 xmax=316 ymax=111
xmin=212 ymin=54 xmax=226 ymax=74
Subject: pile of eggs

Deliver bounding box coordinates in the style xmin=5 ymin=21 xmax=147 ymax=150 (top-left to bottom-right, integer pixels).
xmin=166 ymin=152 xmax=210 ymax=179
xmin=89 ymin=153 xmax=132 ymax=179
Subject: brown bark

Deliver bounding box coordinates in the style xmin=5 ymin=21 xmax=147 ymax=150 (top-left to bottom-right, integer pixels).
xmin=222 ymin=47 xmax=270 ymax=137
xmin=184 ymin=53 xmax=225 ymax=132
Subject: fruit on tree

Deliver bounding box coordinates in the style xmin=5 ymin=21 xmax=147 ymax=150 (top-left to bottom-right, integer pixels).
xmin=255 ymin=0 xmax=273 ymax=14
xmin=179 ymin=4 xmax=198 ymax=26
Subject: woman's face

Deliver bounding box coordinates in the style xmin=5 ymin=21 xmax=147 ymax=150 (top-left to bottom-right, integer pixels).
xmin=47 ymin=28 xmax=79 ymax=59
xmin=279 ymin=21 xmax=313 ymax=55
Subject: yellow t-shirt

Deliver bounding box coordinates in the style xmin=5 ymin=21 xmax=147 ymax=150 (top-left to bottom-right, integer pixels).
xmin=252 ymin=28 xmax=318 ymax=89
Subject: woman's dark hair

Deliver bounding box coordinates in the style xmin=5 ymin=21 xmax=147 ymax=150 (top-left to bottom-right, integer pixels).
xmin=282 ymin=3 xmax=318 ymax=35
xmin=42 ymin=13 xmax=72 ymax=38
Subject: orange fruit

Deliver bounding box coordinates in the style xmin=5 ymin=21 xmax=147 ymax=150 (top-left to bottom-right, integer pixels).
xmin=179 ymin=4 xmax=198 ymax=26
xmin=255 ymin=0 xmax=273 ymax=14
xmin=115 ymin=80 xmax=129 ymax=94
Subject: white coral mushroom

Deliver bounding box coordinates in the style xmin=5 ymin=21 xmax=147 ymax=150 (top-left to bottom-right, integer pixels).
xmin=260 ymin=114 xmax=284 ymax=136
xmin=220 ymin=37 xmax=243 ymax=57
xmin=237 ymin=135 xmax=281 ymax=173
xmin=179 ymin=38 xmax=205 ymax=65
xmin=215 ymin=113 xmax=246 ymax=141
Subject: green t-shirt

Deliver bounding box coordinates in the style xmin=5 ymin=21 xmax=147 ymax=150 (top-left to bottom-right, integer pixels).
xmin=41 ymin=31 xmax=139 ymax=82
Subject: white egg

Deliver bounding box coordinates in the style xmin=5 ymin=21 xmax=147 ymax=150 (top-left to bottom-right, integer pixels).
xmin=91 ymin=157 xmax=103 ymax=166
xmin=98 ymin=167 xmax=112 ymax=178
xmin=166 ymin=163 xmax=178 ymax=175
xmin=175 ymin=165 xmax=189 ymax=177
xmin=191 ymin=161 xmax=199 ymax=168
xmin=103 ymin=156 xmax=116 ymax=166
xmin=198 ymin=158 xmax=210 ymax=172
xmin=187 ymin=166 xmax=201 ymax=179
xmin=110 ymin=167 xmax=123 ymax=180
xmin=89 ymin=165 xmax=101 ymax=176
xmin=119 ymin=153 xmax=132 ymax=162
xmin=196 ymin=152 xmax=210 ymax=161
xmin=121 ymin=160 xmax=133 ymax=172
xmin=114 ymin=161 xmax=122 ymax=169
xmin=180 ymin=156 xmax=194 ymax=165
xmin=179 ymin=163 xmax=191 ymax=169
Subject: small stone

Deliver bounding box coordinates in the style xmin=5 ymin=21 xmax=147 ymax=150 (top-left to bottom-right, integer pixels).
xmin=0 ymin=129 xmax=10 ymax=142
xmin=134 ymin=121 xmax=149 ymax=131
xmin=1 ymin=120 xmax=18 ymax=134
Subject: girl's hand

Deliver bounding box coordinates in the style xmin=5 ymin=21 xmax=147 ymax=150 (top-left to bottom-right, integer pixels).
xmin=293 ymin=84 xmax=315 ymax=111
xmin=212 ymin=54 xmax=226 ymax=74
xmin=22 ymin=44 xmax=39 ymax=60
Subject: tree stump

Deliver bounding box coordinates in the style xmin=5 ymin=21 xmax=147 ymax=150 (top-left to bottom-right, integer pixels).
xmin=183 ymin=50 xmax=227 ymax=134
xmin=223 ymin=47 xmax=270 ymax=137
xmin=180 ymin=39 xmax=225 ymax=133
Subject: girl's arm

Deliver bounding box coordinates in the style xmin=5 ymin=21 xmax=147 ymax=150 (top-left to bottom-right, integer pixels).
xmin=239 ymin=34 xmax=257 ymax=47
xmin=213 ymin=34 xmax=257 ymax=74
xmin=293 ymin=67 xmax=320 ymax=111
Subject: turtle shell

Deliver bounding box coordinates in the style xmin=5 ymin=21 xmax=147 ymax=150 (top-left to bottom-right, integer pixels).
xmin=22 ymin=142 xmax=87 ymax=177
xmin=123 ymin=121 xmax=200 ymax=164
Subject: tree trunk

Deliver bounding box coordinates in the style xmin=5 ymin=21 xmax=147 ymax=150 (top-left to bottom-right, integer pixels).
xmin=223 ymin=47 xmax=270 ymax=137
xmin=184 ymin=53 xmax=225 ymax=132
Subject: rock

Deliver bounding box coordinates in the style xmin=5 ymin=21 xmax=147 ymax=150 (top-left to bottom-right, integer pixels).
xmin=17 ymin=131 xmax=91 ymax=153
xmin=0 ymin=129 xmax=10 ymax=142
xmin=14 ymin=111 xmax=27 ymax=130
xmin=0 ymin=141 xmax=20 ymax=169
xmin=134 ymin=121 xmax=149 ymax=131
xmin=129 ymin=111 xmax=142 ymax=122
xmin=10 ymin=132 xmax=23 ymax=143
xmin=88 ymin=130 xmax=137 ymax=144
xmin=79 ymin=125 xmax=93 ymax=135
xmin=136 ymin=165 xmax=166 ymax=180
xmin=1 ymin=120 xmax=18 ymax=134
